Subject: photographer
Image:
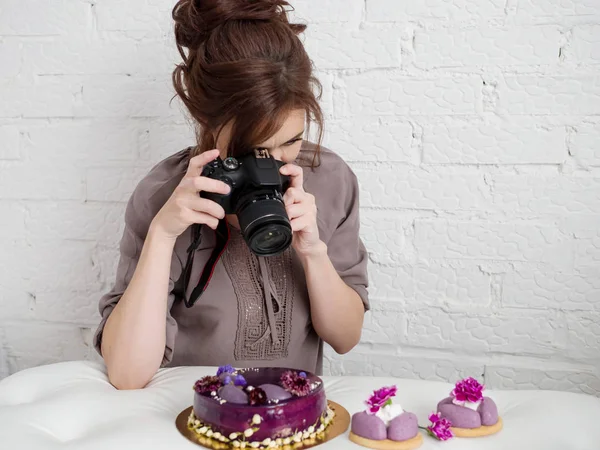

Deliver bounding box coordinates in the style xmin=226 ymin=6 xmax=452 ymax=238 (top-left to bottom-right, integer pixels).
xmin=94 ymin=0 xmax=369 ymax=390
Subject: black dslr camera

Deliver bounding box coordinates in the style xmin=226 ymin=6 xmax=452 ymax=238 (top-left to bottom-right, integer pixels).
xmin=201 ymin=149 xmax=292 ymax=257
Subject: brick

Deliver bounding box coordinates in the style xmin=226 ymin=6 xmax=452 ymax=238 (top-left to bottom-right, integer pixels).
xmin=415 ymin=220 xmax=573 ymax=266
xmin=0 ymin=289 xmax=35 ymax=320
xmin=485 ymin=365 xmax=600 ymax=396
xmin=23 ymin=38 xmax=178 ymax=76
xmin=77 ymin=76 xmax=180 ymax=118
xmin=338 ymin=73 xmax=480 ymax=116
xmin=95 ymin=0 xmax=174 ymax=32
xmin=495 ymin=76 xmax=600 ymax=115
xmin=85 ymin=167 xmax=150 ymax=202
xmin=565 ymin=313 xmax=600 ymax=360
xmin=34 ymin=289 xmax=103 ymax=325
xmin=367 ymin=0 xmax=505 ymax=21
xmin=405 ymin=308 xmax=567 ymax=355
xmin=0 ymin=0 xmax=90 ymax=35
xmin=0 ymin=77 xmax=81 ymax=118
xmin=0 ymin=125 xmax=20 ymax=160
xmin=93 ymin=246 xmax=122 ymax=287
xmin=415 ymin=26 xmax=560 ymax=69
xmin=3 ymin=323 xmax=91 ymax=361
xmin=414 ymin=263 xmax=491 ymax=308
xmin=291 ymin=0 xmax=363 ymax=23
xmin=515 ymin=0 xmax=600 ymax=22
xmin=422 ymin=121 xmax=566 ymax=164
xmin=324 ymin=120 xmax=414 ymax=162
xmin=315 ymin=71 xmax=334 ymax=119
xmin=24 ymin=120 xmax=138 ymax=163
xmin=0 ymin=202 xmax=27 ymax=239
xmin=305 ymin=25 xmax=400 ymax=69
xmin=360 ymin=211 xmax=413 ymax=265
xmin=503 ymin=265 xmax=600 ymax=312
xmin=0 ymin=39 xmax=21 ymax=78
xmin=361 ymin=302 xmax=407 ymax=345
xmin=368 ymin=264 xmax=414 ymax=300
xmin=569 ymin=25 xmax=600 ymax=65
xmin=142 ymin=122 xmax=196 ymax=163
xmin=26 ymin=202 xmax=126 ymax=247
xmin=492 ymin=176 xmax=600 ymax=215
xmin=0 ymin=162 xmax=84 ymax=200
xmin=0 ymin=239 xmax=100 ymax=292
xmin=561 ymin=215 xmax=600 ymax=266
xmin=330 ymin=350 xmax=485 ymax=381
xmin=572 ymin=124 xmax=600 ymax=167
xmin=355 ymin=168 xmax=490 ymax=210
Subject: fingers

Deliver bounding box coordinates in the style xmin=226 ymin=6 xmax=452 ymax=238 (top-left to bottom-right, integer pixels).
xmin=283 ymin=187 xmax=311 ymax=206
xmin=286 ymin=202 xmax=316 ymax=220
xmin=186 ymin=149 xmax=221 ymax=178
xmin=290 ymin=215 xmax=314 ymax=233
xmin=280 ymin=163 xmax=303 ymax=189
xmin=183 ymin=210 xmax=220 ymax=230
xmin=187 ymin=176 xmax=231 ymax=195
xmin=188 ymin=197 xmax=226 ymax=220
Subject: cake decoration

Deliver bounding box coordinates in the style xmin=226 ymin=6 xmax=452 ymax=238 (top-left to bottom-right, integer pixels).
xmin=186 ymin=367 xmax=336 ymax=449
xmin=435 ymin=377 xmax=503 ymax=438
xmin=350 ymin=385 xmax=423 ymax=450
xmin=425 ymin=413 xmax=453 ymax=441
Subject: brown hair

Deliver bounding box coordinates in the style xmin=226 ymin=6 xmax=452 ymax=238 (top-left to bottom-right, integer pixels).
xmin=172 ymin=0 xmax=324 ymax=166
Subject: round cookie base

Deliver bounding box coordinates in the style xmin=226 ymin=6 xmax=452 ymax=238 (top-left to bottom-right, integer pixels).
xmin=349 ymin=432 xmax=423 ymax=450
xmin=450 ymin=417 xmax=503 ymax=438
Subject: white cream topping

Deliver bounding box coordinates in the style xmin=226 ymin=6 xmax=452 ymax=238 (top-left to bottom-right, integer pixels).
xmin=452 ymin=398 xmax=481 ymax=411
xmin=375 ymin=404 xmax=404 ymax=425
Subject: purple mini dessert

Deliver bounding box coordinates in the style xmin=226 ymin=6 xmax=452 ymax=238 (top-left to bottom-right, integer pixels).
xmin=188 ymin=367 xmax=335 ymax=448
xmin=349 ymin=385 xmax=423 ymax=449
xmin=434 ymin=377 xmax=502 ymax=438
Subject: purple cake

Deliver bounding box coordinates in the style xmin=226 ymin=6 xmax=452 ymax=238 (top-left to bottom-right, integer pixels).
xmin=187 ymin=366 xmax=335 ymax=448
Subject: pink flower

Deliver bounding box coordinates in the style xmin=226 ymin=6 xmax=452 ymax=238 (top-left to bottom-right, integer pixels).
xmin=427 ymin=412 xmax=453 ymax=441
xmin=194 ymin=376 xmax=223 ymax=395
xmin=365 ymin=386 xmax=397 ymax=414
xmin=451 ymin=377 xmax=484 ymax=403
xmin=280 ymin=371 xmax=312 ymax=397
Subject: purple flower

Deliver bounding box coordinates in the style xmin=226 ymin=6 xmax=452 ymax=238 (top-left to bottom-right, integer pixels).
xmin=451 ymin=377 xmax=484 ymax=403
xmin=280 ymin=371 xmax=312 ymax=397
xmin=217 ymin=365 xmax=235 ymax=377
xmin=194 ymin=376 xmax=223 ymax=395
xmin=427 ymin=412 xmax=453 ymax=441
xmin=234 ymin=374 xmax=247 ymax=387
xmin=365 ymin=386 xmax=397 ymax=414
xmin=299 ymin=372 xmax=307 ymax=378
xmin=223 ymin=375 xmax=232 ymax=386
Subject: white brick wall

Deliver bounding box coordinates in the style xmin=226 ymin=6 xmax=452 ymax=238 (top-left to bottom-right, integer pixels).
xmin=1 ymin=0 xmax=599 ymax=396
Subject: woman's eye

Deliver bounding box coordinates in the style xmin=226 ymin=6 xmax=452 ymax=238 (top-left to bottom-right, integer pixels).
xmin=284 ymin=139 xmax=302 ymax=146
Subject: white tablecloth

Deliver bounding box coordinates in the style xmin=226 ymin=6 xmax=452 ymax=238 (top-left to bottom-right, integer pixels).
xmin=0 ymin=361 xmax=598 ymax=450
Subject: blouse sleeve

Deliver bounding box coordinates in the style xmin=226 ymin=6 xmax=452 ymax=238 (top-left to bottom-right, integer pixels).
xmin=92 ymin=194 xmax=180 ymax=367
xmin=324 ymin=166 xmax=370 ymax=311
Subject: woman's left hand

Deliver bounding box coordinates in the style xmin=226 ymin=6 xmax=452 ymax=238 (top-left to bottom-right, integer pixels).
xmin=279 ymin=164 xmax=324 ymax=257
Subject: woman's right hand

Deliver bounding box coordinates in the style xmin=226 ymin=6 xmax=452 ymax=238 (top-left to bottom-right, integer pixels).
xmin=150 ymin=149 xmax=230 ymax=241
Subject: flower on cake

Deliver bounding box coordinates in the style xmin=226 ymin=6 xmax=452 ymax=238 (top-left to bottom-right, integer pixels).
xmin=450 ymin=377 xmax=484 ymax=409
xmin=248 ymin=387 xmax=268 ymax=406
xmin=194 ymin=376 xmax=223 ymax=395
xmin=281 ymin=370 xmax=312 ymax=397
xmin=427 ymin=412 xmax=453 ymax=441
xmin=365 ymin=385 xmax=398 ymax=414
xmin=217 ymin=365 xmax=235 ymax=376
xmin=234 ymin=374 xmax=247 ymax=387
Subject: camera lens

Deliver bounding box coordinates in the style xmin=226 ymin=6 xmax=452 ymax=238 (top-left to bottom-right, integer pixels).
xmin=236 ymin=192 xmax=292 ymax=257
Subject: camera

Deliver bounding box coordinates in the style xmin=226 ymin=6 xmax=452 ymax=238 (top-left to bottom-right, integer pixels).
xmin=200 ymin=149 xmax=292 ymax=257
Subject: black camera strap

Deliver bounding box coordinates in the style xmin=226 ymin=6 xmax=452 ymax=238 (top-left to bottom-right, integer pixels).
xmin=180 ymin=219 xmax=231 ymax=308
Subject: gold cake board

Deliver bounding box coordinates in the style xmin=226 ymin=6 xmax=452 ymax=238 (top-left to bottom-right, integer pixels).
xmin=176 ymin=401 xmax=351 ymax=449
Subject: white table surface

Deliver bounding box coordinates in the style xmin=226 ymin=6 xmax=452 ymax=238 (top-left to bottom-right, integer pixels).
xmin=0 ymin=361 xmax=598 ymax=450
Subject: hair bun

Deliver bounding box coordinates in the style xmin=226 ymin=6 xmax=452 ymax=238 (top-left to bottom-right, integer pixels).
xmin=173 ymin=0 xmax=301 ymax=49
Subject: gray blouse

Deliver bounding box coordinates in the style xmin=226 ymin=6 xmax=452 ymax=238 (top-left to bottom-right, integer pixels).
xmin=93 ymin=143 xmax=370 ymax=375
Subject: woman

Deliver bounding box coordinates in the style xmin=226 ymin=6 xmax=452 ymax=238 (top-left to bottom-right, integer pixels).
xmin=94 ymin=0 xmax=369 ymax=390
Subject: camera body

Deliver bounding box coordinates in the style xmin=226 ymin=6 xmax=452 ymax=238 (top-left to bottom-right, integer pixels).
xmin=200 ymin=149 xmax=293 ymax=256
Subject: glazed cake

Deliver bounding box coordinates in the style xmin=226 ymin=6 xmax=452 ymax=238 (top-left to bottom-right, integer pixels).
xmin=187 ymin=366 xmax=335 ymax=448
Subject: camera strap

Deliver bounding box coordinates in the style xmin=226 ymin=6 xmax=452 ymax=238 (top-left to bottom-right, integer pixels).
xmin=180 ymin=219 xmax=230 ymax=308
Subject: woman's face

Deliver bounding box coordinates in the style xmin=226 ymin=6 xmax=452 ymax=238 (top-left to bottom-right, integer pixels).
xmin=215 ymin=109 xmax=306 ymax=163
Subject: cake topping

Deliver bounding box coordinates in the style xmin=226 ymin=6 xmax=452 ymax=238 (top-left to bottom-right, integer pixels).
xmin=217 ymin=365 xmax=235 ymax=377
xmin=194 ymin=376 xmax=223 ymax=395
xmin=248 ymin=387 xmax=268 ymax=406
xmin=366 ymin=385 xmax=398 ymax=414
xmin=450 ymin=377 xmax=485 ymax=410
xmin=280 ymin=370 xmax=312 ymax=397
xmin=234 ymin=374 xmax=248 ymax=387
xmin=427 ymin=412 xmax=453 ymax=441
